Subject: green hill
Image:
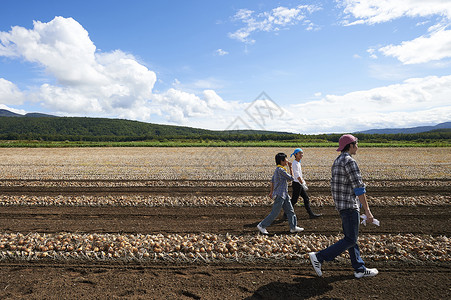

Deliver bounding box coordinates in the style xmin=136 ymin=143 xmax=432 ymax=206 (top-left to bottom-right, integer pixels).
xmin=0 ymin=116 xmax=293 ymax=141
xmin=0 ymin=112 xmax=449 ymax=146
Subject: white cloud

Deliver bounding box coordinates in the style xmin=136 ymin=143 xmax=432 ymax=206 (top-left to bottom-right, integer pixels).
xmin=379 ymin=27 xmax=451 ymax=64
xmin=0 ymin=17 xmax=157 ymax=119
xmin=0 ymin=104 xmax=26 ymax=115
xmin=229 ymin=5 xmax=320 ymax=44
xmin=0 ymin=17 xmax=240 ymax=124
xmin=340 ymin=0 xmax=451 ymax=25
xmin=216 ymin=49 xmax=229 ymax=56
xmin=340 ymin=0 xmax=451 ymax=64
xmin=0 ymin=78 xmax=24 ymax=104
xmin=285 ymin=75 xmax=451 ymax=133
xmin=0 ymin=16 xmax=449 ymax=134
xmin=203 ymin=90 xmax=234 ymax=110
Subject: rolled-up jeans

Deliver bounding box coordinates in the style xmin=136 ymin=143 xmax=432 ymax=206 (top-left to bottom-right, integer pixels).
xmin=260 ymin=195 xmax=297 ymax=230
xmin=315 ymin=208 xmax=365 ymax=272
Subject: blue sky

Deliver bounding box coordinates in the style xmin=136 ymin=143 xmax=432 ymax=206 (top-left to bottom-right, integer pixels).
xmin=1 ymin=0 xmax=450 ymax=133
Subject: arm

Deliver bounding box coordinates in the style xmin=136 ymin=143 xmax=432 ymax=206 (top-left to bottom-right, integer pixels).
xmin=287 ymin=161 xmax=293 ymax=176
xmin=277 ymin=167 xmax=295 ymax=181
xmin=358 ymin=193 xmax=374 ymax=224
xmin=346 ymin=159 xmax=375 ymax=222
xmin=268 ymin=181 xmax=274 ymax=198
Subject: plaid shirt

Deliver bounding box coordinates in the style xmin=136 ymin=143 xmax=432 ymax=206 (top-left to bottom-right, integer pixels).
xmin=271 ymin=166 xmax=295 ymax=199
xmin=330 ymin=152 xmax=365 ymax=211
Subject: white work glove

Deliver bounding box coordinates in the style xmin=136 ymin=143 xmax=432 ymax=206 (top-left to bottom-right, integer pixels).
xmin=360 ymin=215 xmax=380 ymax=226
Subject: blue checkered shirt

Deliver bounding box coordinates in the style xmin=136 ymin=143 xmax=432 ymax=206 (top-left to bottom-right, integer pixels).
xmin=271 ymin=166 xmax=295 ymax=199
xmin=331 ymin=152 xmax=365 ymax=211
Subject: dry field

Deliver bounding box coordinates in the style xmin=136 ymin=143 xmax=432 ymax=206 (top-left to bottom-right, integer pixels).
xmin=0 ymin=147 xmax=449 ymax=299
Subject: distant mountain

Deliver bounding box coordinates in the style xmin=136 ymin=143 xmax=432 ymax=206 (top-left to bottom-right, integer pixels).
xmin=0 ymin=109 xmax=291 ymax=140
xmin=0 ymin=109 xmax=57 ymax=118
xmin=357 ymin=122 xmax=451 ymax=134
xmin=0 ymin=109 xmax=22 ymax=117
xmin=24 ymin=112 xmax=58 ymax=118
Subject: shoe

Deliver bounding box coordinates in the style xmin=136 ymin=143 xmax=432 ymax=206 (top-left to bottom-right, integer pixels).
xmin=308 ymin=252 xmax=322 ymax=277
xmin=290 ymin=226 xmax=304 ymax=233
xmin=354 ymin=268 xmax=378 ymax=278
xmin=309 ymin=213 xmax=322 ymax=219
xmin=257 ymin=223 xmax=268 ymax=235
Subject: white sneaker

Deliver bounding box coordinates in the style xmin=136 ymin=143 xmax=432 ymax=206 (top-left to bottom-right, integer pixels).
xmin=308 ymin=252 xmax=322 ymax=277
xmin=354 ymin=268 xmax=378 ymax=278
xmin=290 ymin=226 xmax=304 ymax=233
xmin=257 ymin=223 xmax=268 ymax=235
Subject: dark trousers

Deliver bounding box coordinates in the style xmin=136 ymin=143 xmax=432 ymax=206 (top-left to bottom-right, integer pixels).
xmin=316 ymin=208 xmax=365 ymax=272
xmin=291 ymin=181 xmax=318 ymax=216
xmin=291 ymin=181 xmax=309 ymax=207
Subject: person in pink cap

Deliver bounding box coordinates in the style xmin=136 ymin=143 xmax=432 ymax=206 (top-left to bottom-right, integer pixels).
xmin=308 ymin=134 xmax=379 ymax=278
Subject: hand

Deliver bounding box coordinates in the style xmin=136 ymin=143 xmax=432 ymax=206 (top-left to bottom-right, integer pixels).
xmin=365 ymin=212 xmax=374 ymax=224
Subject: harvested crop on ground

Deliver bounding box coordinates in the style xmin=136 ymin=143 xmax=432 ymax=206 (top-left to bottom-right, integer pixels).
xmin=0 ymin=147 xmax=449 ymax=299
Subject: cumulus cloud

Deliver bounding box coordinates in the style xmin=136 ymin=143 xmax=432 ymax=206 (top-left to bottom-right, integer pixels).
xmin=340 ymin=0 xmax=451 ymax=25
xmin=285 ymin=75 xmax=451 ymax=133
xmin=0 ymin=16 xmax=449 ymax=134
xmin=215 ymin=49 xmax=229 ymax=56
xmin=379 ymin=27 xmax=451 ymax=64
xmin=0 ymin=17 xmax=237 ymax=124
xmin=340 ymin=0 xmax=451 ymax=64
xmin=0 ymin=78 xmax=24 ymax=105
xmin=229 ymin=5 xmax=320 ymax=44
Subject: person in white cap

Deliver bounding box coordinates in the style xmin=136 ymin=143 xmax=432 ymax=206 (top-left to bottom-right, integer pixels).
xmin=257 ymin=152 xmax=304 ymax=235
xmin=308 ymin=134 xmax=379 ymax=278
xmin=290 ymin=148 xmax=321 ymax=218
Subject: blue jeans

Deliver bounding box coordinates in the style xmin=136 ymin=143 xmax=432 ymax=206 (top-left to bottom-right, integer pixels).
xmin=260 ymin=195 xmax=297 ymax=230
xmin=316 ymin=208 xmax=365 ymax=272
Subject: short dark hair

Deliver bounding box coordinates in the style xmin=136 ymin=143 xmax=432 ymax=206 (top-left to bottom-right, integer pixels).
xmin=342 ymin=141 xmax=356 ymax=152
xmin=275 ymin=153 xmax=287 ymax=165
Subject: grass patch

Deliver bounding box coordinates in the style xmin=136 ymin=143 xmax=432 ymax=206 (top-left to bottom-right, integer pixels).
xmin=0 ymin=140 xmax=449 ymax=148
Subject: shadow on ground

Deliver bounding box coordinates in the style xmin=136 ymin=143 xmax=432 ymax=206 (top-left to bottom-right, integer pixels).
xmin=245 ymin=274 xmax=354 ymax=300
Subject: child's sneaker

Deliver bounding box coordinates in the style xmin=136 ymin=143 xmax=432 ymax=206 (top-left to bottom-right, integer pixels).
xmin=289 ymin=226 xmax=304 ymax=233
xmin=257 ymin=223 xmax=268 ymax=235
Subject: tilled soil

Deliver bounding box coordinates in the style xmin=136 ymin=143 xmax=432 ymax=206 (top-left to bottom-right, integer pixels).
xmin=0 ymin=182 xmax=449 ymax=299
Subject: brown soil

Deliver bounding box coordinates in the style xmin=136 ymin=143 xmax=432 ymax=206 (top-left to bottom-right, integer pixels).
xmin=0 ymin=182 xmax=449 ymax=299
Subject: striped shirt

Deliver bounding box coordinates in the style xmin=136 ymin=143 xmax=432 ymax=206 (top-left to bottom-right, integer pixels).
xmin=271 ymin=166 xmax=295 ymax=199
xmin=331 ymin=152 xmax=365 ymax=211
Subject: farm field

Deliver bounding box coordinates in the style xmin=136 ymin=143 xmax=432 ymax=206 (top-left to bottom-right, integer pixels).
xmin=0 ymin=147 xmax=449 ymax=299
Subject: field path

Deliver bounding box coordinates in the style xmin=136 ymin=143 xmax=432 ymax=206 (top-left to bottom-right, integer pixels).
xmin=0 ymin=206 xmax=449 ymax=236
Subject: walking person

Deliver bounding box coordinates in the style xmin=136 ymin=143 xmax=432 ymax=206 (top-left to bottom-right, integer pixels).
xmin=290 ymin=148 xmax=321 ymax=218
xmin=257 ymin=153 xmax=304 ymax=235
xmin=308 ymin=134 xmax=379 ymax=278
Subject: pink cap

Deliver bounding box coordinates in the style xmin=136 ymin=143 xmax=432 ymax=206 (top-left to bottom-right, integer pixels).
xmin=336 ymin=134 xmax=358 ymax=151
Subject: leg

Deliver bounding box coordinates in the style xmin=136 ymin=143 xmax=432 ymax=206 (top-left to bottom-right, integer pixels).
xmin=282 ymin=196 xmax=297 ymax=230
xmin=315 ymin=209 xmax=361 ymax=263
xmin=291 ymin=182 xmax=301 ymax=206
xmin=259 ymin=196 xmax=284 ymax=228
xmin=301 ymin=188 xmax=321 ymax=218
xmin=282 ymin=182 xmax=301 ymax=220
xmin=344 ymin=210 xmax=365 ymax=272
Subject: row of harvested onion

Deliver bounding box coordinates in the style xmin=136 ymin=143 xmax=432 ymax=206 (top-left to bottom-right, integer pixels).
xmin=0 ymin=195 xmax=448 ymax=207
xmin=0 ymin=179 xmax=448 ymax=188
xmin=0 ymin=232 xmax=448 ymax=262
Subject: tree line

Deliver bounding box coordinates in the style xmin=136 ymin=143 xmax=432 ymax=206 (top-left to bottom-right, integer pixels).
xmin=0 ymin=116 xmax=449 ymax=143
